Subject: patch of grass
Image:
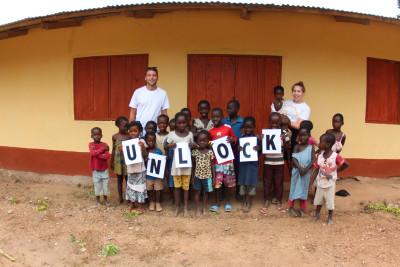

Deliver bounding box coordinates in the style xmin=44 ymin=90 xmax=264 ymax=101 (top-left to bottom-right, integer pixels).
xmin=69 ymin=234 xmax=87 ymax=252
xmin=101 ymin=243 xmax=120 ymax=257
xmin=365 ymin=202 xmax=400 ymax=216
xmin=7 ymin=197 xmax=17 ymax=204
xmin=36 ymin=199 xmax=49 ymax=212
xmin=123 ymin=210 xmax=141 ymax=219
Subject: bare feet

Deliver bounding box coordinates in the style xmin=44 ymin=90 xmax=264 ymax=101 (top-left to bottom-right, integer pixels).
xmin=327 ymin=218 xmax=333 ymax=225
xmin=149 ymin=201 xmax=155 ymax=211
xmin=183 ymin=208 xmax=189 ymax=217
xmin=196 ymin=209 xmax=202 ymax=217
xmin=155 ymin=202 xmax=162 ymax=212
xmin=174 ymin=207 xmax=179 ymax=217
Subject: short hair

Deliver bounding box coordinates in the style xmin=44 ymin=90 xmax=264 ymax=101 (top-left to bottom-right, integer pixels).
xmin=274 ymin=85 xmax=284 ymax=94
xmin=300 ymin=120 xmax=313 ymax=131
xmin=180 ymin=107 xmax=192 ymax=116
xmin=333 ymin=113 xmax=344 ymax=123
xmin=145 ymin=120 xmax=157 ymax=129
xmin=91 ymin=127 xmax=102 ymax=134
xmin=174 ymin=111 xmax=187 ymax=121
xmin=269 ymin=112 xmax=281 ymax=120
xmin=211 ymin=107 xmax=223 ymax=116
xmin=227 ymin=99 xmax=240 ymax=109
xmin=321 ymin=133 xmax=336 ymax=147
xmin=126 ymin=120 xmax=143 ymax=132
xmin=243 ymin=116 xmax=256 ymax=126
xmin=198 ymin=99 xmax=210 ymax=107
xmin=157 ymin=114 xmax=169 ymax=122
xmin=299 ymin=126 xmax=311 ymax=135
xmin=292 ymin=81 xmax=306 ymax=93
xmin=146 ymin=66 xmax=158 ymax=75
xmin=197 ymin=129 xmax=210 ymax=140
xmin=115 ymin=116 xmax=128 ymax=127
xmin=144 ymin=131 xmax=156 ymax=140
xmin=169 ymin=118 xmax=175 ymax=124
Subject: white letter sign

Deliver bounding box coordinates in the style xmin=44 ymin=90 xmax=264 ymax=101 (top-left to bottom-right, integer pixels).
xmin=146 ymin=153 xmax=167 ymax=179
xmin=212 ymin=137 xmax=234 ymax=164
xmin=174 ymin=142 xmax=192 ymax=168
xmin=262 ymin=129 xmax=282 ymax=154
xmin=122 ymin=138 xmax=143 ymax=165
xmin=239 ymin=137 xmax=258 ymax=162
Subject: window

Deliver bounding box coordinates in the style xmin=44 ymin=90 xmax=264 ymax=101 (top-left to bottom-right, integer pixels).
xmin=366 ymin=57 xmax=400 ymax=124
xmin=73 ymin=54 xmax=148 ymax=120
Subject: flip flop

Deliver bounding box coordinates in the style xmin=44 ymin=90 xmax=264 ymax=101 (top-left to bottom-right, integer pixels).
xmin=209 ymin=205 xmax=219 ymax=213
xmin=259 ymin=207 xmax=268 ymax=215
xmin=224 ymin=204 xmax=233 ymax=212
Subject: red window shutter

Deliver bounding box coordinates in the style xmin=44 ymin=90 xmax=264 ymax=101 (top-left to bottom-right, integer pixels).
xmin=74 ymin=56 xmax=109 ymax=120
xmin=109 ymin=55 xmax=148 ymax=120
xmin=366 ymin=58 xmax=400 ymax=124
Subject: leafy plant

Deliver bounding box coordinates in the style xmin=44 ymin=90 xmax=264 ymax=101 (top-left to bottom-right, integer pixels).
xmin=70 ymin=234 xmax=87 ymax=252
xmin=36 ymin=199 xmax=49 ymax=212
xmin=366 ymin=202 xmax=400 ymax=216
xmin=123 ymin=210 xmax=141 ymax=219
xmin=101 ymin=244 xmax=120 ymax=257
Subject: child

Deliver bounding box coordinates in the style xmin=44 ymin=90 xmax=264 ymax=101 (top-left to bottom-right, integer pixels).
xmin=281 ymin=114 xmax=292 ymax=170
xmin=299 ymin=120 xmax=317 ymax=146
xmin=169 ymin=118 xmax=176 ymax=131
xmin=191 ymin=130 xmax=215 ymax=216
xmin=209 ymin=108 xmax=237 ymax=212
xmin=238 ymin=116 xmax=260 ymax=213
xmin=89 ymin=127 xmax=110 ymax=206
xmin=288 ymin=127 xmax=315 ymax=217
xmin=261 ymin=113 xmax=285 ymax=214
xmin=125 ymin=121 xmax=148 ymax=212
xmin=271 ymin=85 xmax=285 ymax=112
xmin=111 ymin=116 xmax=130 ymax=204
xmin=326 ymin=113 xmax=346 ymax=153
xmin=145 ymin=120 xmax=157 ymax=135
xmin=222 ymin=99 xmax=244 ymax=139
xmin=181 ymin=107 xmax=195 ymax=133
xmin=193 ymin=100 xmax=213 ymax=132
xmin=156 ymin=114 xmax=169 ymax=155
xmin=165 ymin=112 xmax=194 ymax=217
xmin=145 ymin=132 xmax=164 ymax=212
xmin=311 ymin=133 xmax=349 ymax=224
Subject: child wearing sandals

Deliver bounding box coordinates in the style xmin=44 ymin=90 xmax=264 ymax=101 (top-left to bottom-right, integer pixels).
xmin=310 ymin=133 xmax=349 ymax=224
xmin=125 ymin=121 xmax=148 ymax=213
xmin=326 ymin=113 xmax=346 ymax=153
xmin=208 ymin=108 xmax=237 ymax=213
xmin=288 ymin=127 xmax=315 ymax=217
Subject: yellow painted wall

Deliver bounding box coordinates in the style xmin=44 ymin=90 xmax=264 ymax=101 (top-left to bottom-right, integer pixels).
xmin=1 ymin=10 xmax=400 ymax=159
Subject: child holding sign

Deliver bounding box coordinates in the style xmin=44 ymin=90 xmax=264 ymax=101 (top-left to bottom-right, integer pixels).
xmin=165 ymin=112 xmax=194 ymax=217
xmin=111 ymin=116 xmax=130 ymax=204
xmin=192 ymin=130 xmax=215 ymax=216
xmin=124 ymin=121 xmax=148 ymax=213
xmin=310 ymin=133 xmax=349 ymax=225
xmin=209 ymin=108 xmax=237 ymax=213
xmin=288 ymin=127 xmax=315 ymax=217
xmin=238 ymin=116 xmax=260 ymax=213
xmin=145 ymin=132 xmax=164 ymax=212
xmin=89 ymin=127 xmax=110 ymax=206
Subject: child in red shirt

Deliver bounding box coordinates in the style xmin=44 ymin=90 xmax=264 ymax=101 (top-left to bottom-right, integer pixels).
xmin=89 ymin=127 xmax=110 ymax=206
xmin=208 ymin=108 xmax=236 ymax=213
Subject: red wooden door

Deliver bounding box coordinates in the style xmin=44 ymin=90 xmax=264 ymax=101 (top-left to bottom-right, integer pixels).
xmin=188 ymin=54 xmax=282 ymax=132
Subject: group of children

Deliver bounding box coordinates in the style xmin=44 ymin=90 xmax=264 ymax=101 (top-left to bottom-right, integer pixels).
xmin=89 ymin=86 xmax=349 ymax=224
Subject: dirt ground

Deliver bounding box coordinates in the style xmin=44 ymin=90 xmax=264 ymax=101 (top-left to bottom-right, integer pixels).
xmin=1 ymin=169 xmax=400 ymax=267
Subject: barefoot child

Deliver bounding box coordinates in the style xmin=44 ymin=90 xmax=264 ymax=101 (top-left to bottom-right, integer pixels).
xmin=311 ymin=133 xmax=349 ymax=225
xmin=261 ymin=113 xmax=285 ymax=214
xmin=111 ymin=116 xmax=130 ymax=204
xmin=238 ymin=116 xmax=260 ymax=213
xmin=271 ymin=85 xmax=285 ymax=112
xmin=326 ymin=113 xmax=346 ymax=153
xmin=125 ymin=121 xmax=148 ymax=212
xmin=165 ymin=112 xmax=194 ymax=216
xmin=288 ymin=127 xmax=315 ymax=217
xmin=209 ymin=108 xmax=237 ymax=212
xmin=89 ymin=127 xmax=110 ymax=206
xmin=145 ymin=132 xmax=164 ymax=212
xmin=191 ymin=130 xmax=215 ymax=216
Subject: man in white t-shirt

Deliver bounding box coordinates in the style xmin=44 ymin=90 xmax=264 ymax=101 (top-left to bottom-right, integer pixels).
xmin=129 ymin=67 xmax=170 ymax=128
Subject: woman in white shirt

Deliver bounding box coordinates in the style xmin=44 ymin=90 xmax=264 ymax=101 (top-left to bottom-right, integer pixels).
xmin=280 ymin=81 xmax=311 ymax=146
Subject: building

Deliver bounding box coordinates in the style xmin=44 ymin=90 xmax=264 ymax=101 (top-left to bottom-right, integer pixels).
xmin=0 ymin=2 xmax=399 ymax=177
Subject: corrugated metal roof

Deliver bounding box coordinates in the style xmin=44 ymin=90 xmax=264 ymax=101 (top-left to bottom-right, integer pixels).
xmin=0 ymin=1 xmax=399 ymax=32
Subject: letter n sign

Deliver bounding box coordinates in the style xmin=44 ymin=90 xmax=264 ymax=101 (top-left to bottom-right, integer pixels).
xmin=146 ymin=153 xmax=167 ymax=179
xmin=262 ymin=129 xmax=282 ymax=154
xmin=122 ymin=138 xmax=143 ymax=165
